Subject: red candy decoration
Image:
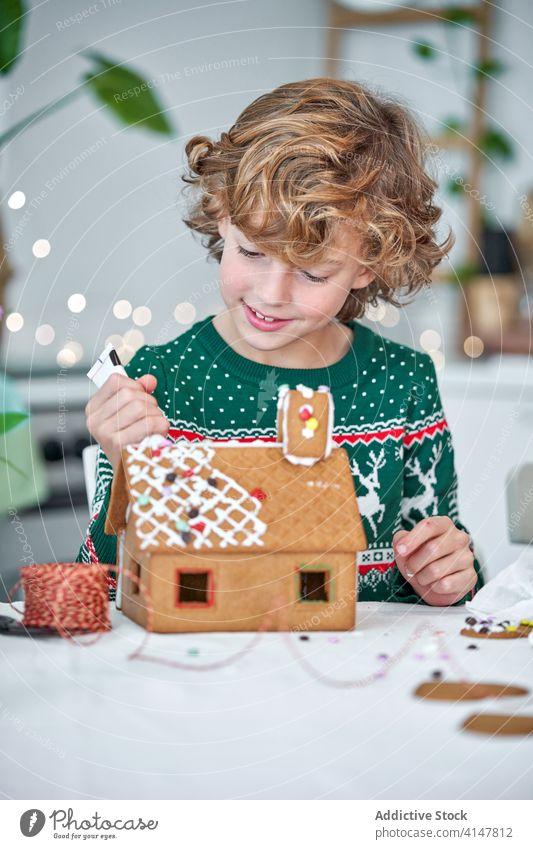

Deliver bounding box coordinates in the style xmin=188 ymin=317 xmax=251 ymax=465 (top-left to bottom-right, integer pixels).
xmin=250 ymin=487 xmax=267 ymax=501
xmin=191 ymin=521 xmax=206 ymax=533
xmin=182 ymin=469 xmax=194 ymax=478
xmin=151 ymin=449 xmax=161 ymax=458
xmin=298 ymin=406 xmax=312 ymax=421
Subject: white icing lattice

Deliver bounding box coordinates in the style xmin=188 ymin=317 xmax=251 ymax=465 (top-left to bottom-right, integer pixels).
xmin=125 ymin=436 xmax=267 ymax=551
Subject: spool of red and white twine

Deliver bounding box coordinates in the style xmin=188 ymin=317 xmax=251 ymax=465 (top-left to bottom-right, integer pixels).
xmin=8 ymin=562 xmax=112 ymax=643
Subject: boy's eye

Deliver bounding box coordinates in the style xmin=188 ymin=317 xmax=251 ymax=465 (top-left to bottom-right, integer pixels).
xmin=237 ymin=246 xmax=262 ymax=259
xmin=237 ymin=245 xmax=328 ymax=284
xmin=302 ymin=270 xmax=328 ymax=284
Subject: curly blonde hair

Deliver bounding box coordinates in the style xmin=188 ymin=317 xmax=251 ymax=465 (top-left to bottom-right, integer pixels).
xmin=181 ymin=77 xmax=454 ymax=321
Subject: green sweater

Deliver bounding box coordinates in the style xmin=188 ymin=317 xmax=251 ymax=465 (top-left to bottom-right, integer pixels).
xmin=76 ymin=313 xmax=485 ymax=605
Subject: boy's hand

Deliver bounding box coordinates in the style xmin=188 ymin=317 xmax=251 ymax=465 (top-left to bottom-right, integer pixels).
xmin=392 ymin=516 xmax=476 ymax=606
xmin=85 ymin=372 xmax=169 ymax=473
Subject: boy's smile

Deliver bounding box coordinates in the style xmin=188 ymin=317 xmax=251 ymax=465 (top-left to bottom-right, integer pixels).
xmin=213 ymin=217 xmax=375 ymax=369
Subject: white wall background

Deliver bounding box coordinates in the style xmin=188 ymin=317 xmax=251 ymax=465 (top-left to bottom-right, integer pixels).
xmin=1 ymin=0 xmax=532 ymax=372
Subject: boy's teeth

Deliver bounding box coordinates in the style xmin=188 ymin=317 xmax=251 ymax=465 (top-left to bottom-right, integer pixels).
xmin=252 ymin=306 xmax=276 ymax=322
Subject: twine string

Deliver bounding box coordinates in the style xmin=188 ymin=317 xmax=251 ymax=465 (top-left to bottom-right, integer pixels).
xmin=7 ymin=563 xmax=112 ymax=646
xmin=6 ymin=565 xmax=485 ymax=689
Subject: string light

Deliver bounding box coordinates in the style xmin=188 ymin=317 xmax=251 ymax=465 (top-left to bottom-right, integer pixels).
xmin=32 ymin=239 xmax=51 ymax=258
xmin=117 ymin=344 xmax=135 ymax=364
xmin=35 ymin=324 xmax=55 ymax=346
xmin=464 ymin=335 xmax=484 ymax=358
xmin=380 ymin=304 xmax=400 ymax=327
xmin=113 ymin=300 xmax=132 ymax=320
xmin=56 ymin=348 xmax=76 ymax=367
xmin=64 ymin=341 xmax=83 ymax=362
xmin=429 ymin=350 xmax=445 ymax=371
xmin=8 ymin=191 xmax=26 ymax=209
xmin=123 ymin=328 xmax=144 ymax=350
xmin=174 ymin=302 xmax=196 ymax=324
xmin=420 ymin=329 xmax=442 ymax=352
xmin=132 ymin=306 xmax=151 ymax=326
xmin=6 ymin=312 xmax=24 ymax=332
xmin=366 ymin=301 xmax=386 ymax=322
xmin=67 ymin=293 xmax=86 ymax=313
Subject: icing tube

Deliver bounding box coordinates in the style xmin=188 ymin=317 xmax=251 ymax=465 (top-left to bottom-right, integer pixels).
xmin=87 ymin=343 xmax=127 ymax=388
xmin=87 ymin=344 xmax=127 ymax=610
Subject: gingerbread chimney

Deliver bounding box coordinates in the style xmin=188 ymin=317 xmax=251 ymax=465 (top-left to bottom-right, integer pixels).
xmin=276 ymin=384 xmax=334 ymax=466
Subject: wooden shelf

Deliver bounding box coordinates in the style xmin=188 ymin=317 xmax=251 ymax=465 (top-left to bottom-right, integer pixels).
xmin=325 ymin=0 xmax=491 ymax=266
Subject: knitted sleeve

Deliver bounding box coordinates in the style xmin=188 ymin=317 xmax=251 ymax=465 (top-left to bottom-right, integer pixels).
xmin=389 ymin=352 xmax=485 ymax=606
xmin=75 ymin=344 xmax=168 ymax=566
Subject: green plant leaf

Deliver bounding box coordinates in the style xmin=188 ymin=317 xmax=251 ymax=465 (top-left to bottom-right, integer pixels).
xmin=0 ymin=411 xmax=27 ymax=434
xmin=479 ymin=127 xmax=514 ymax=161
xmin=0 ymin=0 xmax=25 ymax=75
xmin=442 ymin=116 xmax=464 ymax=134
xmin=453 ymin=261 xmax=479 ymax=285
xmin=473 ymin=59 xmax=505 ymax=79
xmin=412 ymin=40 xmax=437 ymax=60
xmin=446 ymin=176 xmax=467 ymax=196
xmin=82 ymin=51 xmax=173 ymax=135
xmin=442 ymin=8 xmax=478 ymax=26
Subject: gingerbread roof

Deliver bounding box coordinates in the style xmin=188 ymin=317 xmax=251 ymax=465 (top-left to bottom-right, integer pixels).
xmin=105 ymin=385 xmax=367 ymax=555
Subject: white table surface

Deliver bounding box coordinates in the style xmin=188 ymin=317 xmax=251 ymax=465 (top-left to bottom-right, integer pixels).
xmin=1 ymin=601 xmax=532 ymax=801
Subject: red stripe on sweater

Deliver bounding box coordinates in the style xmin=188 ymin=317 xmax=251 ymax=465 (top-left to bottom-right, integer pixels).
xmin=358 ymin=561 xmax=395 ymax=576
xmin=403 ymin=419 xmax=447 ymax=447
xmin=168 ymin=421 xmax=447 ymax=446
xmin=168 ymin=427 xmax=404 ymax=444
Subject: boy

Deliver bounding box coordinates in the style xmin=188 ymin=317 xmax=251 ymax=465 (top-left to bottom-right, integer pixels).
xmin=78 ymin=78 xmax=484 ymax=606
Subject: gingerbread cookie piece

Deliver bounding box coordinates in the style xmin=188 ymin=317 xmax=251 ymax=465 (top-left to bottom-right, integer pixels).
xmin=276 ymin=384 xmax=334 ymax=466
xmin=462 ymin=713 xmax=533 ymax=736
xmin=460 ymin=615 xmax=533 ymax=639
xmin=415 ymin=681 xmax=529 ymax=702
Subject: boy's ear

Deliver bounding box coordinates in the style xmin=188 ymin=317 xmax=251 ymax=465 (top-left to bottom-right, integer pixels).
xmin=351 ymin=266 xmax=376 ymax=290
xmin=217 ymin=216 xmax=230 ymax=240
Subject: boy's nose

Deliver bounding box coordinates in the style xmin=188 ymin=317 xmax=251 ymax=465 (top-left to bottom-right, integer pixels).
xmin=254 ymin=264 xmax=293 ymax=309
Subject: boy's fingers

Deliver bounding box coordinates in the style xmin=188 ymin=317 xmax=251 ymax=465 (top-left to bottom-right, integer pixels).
xmin=393 ymin=517 xmax=450 ymax=558
xmin=97 ymin=391 xmax=159 ymax=430
xmin=137 ymin=374 xmax=157 ymax=394
xmin=414 ymin=548 xmax=472 ymax=587
xmin=399 ymin=533 xmax=463 ymax=579
xmin=428 ymin=565 xmax=477 ymax=597
xmin=111 ymin=415 xmax=169 ymax=454
xmin=98 ymin=372 xmax=132 ymax=401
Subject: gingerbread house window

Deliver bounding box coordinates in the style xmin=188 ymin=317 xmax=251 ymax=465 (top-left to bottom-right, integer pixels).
xmin=129 ymin=560 xmax=141 ymax=594
xmin=298 ymin=567 xmax=331 ymax=603
xmin=176 ymin=569 xmax=214 ymax=607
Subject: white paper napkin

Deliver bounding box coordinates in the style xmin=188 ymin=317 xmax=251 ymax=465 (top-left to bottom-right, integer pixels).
xmin=465 ymin=548 xmax=533 ymax=621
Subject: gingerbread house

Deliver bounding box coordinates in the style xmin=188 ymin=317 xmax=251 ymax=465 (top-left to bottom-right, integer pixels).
xmin=105 ymin=385 xmax=367 ymax=632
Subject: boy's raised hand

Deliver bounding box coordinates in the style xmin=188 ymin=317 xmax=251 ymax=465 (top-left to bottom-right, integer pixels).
xmin=85 ymin=372 xmax=169 ymax=473
xmin=392 ymin=516 xmax=477 ymax=606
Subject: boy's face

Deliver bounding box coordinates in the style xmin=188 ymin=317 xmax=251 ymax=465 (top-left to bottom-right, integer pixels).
xmin=215 ymin=216 xmax=375 ymax=362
